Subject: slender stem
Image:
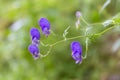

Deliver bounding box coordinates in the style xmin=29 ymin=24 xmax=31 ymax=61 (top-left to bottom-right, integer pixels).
xmin=40 ymin=46 xmax=52 ymax=57
xmin=82 ymin=28 xmax=89 ymax=59
xmin=40 ymin=35 xmax=84 ymax=57
xmin=89 ymin=22 xmax=102 ymax=26
xmin=95 ymin=26 xmax=115 ymax=36
xmin=40 ymin=22 xmax=118 ymax=58
xmin=80 ymin=16 xmax=89 ymax=26
xmin=67 ymin=35 xmax=84 ymax=40
xmin=82 ymin=38 xmax=89 ymax=59
xmin=51 ymin=35 xmax=84 ymax=46
xmin=40 ymin=41 xmax=50 ymax=47
xmin=51 ymin=40 xmax=65 ymax=46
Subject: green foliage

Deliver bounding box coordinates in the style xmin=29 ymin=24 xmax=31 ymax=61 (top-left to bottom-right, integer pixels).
xmin=0 ymin=0 xmax=120 ymax=80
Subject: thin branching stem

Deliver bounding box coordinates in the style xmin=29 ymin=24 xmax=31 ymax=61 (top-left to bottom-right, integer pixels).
xmin=40 ymin=18 xmax=119 ymax=58
xmin=95 ymin=26 xmax=115 ymax=36
xmin=80 ymin=16 xmax=89 ymax=26
xmin=82 ymin=38 xmax=89 ymax=59
xmin=40 ymin=46 xmax=52 ymax=57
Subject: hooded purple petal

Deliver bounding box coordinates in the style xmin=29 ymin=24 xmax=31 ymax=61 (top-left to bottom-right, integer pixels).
xmin=30 ymin=28 xmax=40 ymax=46
xmin=30 ymin=28 xmax=40 ymax=40
xmin=39 ymin=18 xmax=50 ymax=36
xmin=71 ymin=41 xmax=82 ymax=64
xmin=71 ymin=41 xmax=82 ymax=52
xmin=28 ymin=44 xmax=40 ymax=59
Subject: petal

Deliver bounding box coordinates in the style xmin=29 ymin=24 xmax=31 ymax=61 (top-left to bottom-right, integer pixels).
xmin=71 ymin=41 xmax=82 ymax=64
xmin=32 ymin=37 xmax=39 ymax=46
xmin=76 ymin=60 xmax=80 ymax=64
xmin=30 ymin=28 xmax=40 ymax=40
xmin=28 ymin=44 xmax=39 ymax=55
xmin=32 ymin=52 xmax=40 ymax=59
xmin=76 ymin=11 xmax=82 ymax=18
xmin=42 ymin=27 xmax=50 ymax=36
xmin=39 ymin=18 xmax=51 ymax=36
xmin=72 ymin=51 xmax=81 ymax=60
xmin=71 ymin=41 xmax=82 ymax=52
xmin=72 ymin=52 xmax=82 ymax=64
xmin=76 ymin=59 xmax=82 ymax=64
xmin=39 ymin=18 xmax=50 ymax=30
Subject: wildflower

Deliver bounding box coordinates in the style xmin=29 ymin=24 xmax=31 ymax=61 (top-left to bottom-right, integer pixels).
xmin=75 ymin=19 xmax=80 ymax=29
xmin=30 ymin=28 xmax=40 ymax=46
xmin=38 ymin=18 xmax=50 ymax=36
xmin=71 ymin=41 xmax=82 ymax=64
xmin=76 ymin=11 xmax=82 ymax=18
xmin=28 ymin=44 xmax=40 ymax=59
xmin=75 ymin=11 xmax=81 ymax=29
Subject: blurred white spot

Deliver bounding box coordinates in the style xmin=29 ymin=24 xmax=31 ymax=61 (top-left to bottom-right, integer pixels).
xmin=102 ymin=20 xmax=113 ymax=27
xmin=112 ymin=39 xmax=120 ymax=52
xmin=86 ymin=27 xmax=91 ymax=32
xmin=99 ymin=0 xmax=111 ymax=13
xmin=10 ymin=18 xmax=29 ymax=31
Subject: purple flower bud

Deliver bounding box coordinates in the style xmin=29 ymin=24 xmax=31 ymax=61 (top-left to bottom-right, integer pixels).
xmin=30 ymin=28 xmax=40 ymax=46
xmin=28 ymin=44 xmax=40 ymax=59
xmin=71 ymin=41 xmax=82 ymax=64
xmin=76 ymin=11 xmax=82 ymax=18
xmin=75 ymin=11 xmax=81 ymax=29
xmin=39 ymin=18 xmax=50 ymax=36
xmin=75 ymin=20 xmax=80 ymax=29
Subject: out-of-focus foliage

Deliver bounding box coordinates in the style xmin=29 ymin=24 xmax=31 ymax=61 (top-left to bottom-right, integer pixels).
xmin=0 ymin=0 xmax=120 ymax=80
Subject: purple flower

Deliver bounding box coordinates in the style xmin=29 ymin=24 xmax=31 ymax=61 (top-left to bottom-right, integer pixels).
xmin=71 ymin=41 xmax=82 ymax=64
xmin=38 ymin=18 xmax=50 ymax=36
xmin=76 ymin=11 xmax=82 ymax=18
xmin=75 ymin=11 xmax=81 ymax=29
xmin=30 ymin=28 xmax=40 ymax=46
xmin=28 ymin=44 xmax=40 ymax=59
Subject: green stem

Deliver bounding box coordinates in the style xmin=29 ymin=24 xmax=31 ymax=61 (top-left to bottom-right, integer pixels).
xmin=80 ymin=16 xmax=89 ymax=26
xmin=95 ymin=26 xmax=115 ymax=36
xmin=51 ymin=35 xmax=84 ymax=46
xmin=40 ymin=23 xmax=118 ymax=58
xmin=40 ymin=46 xmax=52 ymax=58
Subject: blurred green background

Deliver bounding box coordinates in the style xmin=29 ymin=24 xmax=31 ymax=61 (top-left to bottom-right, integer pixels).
xmin=0 ymin=0 xmax=120 ymax=80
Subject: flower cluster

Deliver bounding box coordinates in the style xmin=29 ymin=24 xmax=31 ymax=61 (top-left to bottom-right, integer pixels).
xmin=28 ymin=18 xmax=51 ymax=59
xmin=27 ymin=10 xmax=117 ymax=65
xmin=28 ymin=15 xmax=83 ymax=64
xmin=39 ymin=18 xmax=51 ymax=37
xmin=71 ymin=41 xmax=82 ymax=64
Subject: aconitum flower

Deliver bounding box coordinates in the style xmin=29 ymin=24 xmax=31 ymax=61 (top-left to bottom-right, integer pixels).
xmin=71 ymin=41 xmax=82 ymax=64
xmin=76 ymin=11 xmax=82 ymax=18
xmin=30 ymin=28 xmax=40 ymax=46
xmin=38 ymin=18 xmax=50 ymax=36
xmin=28 ymin=44 xmax=40 ymax=59
xmin=75 ymin=11 xmax=81 ymax=29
